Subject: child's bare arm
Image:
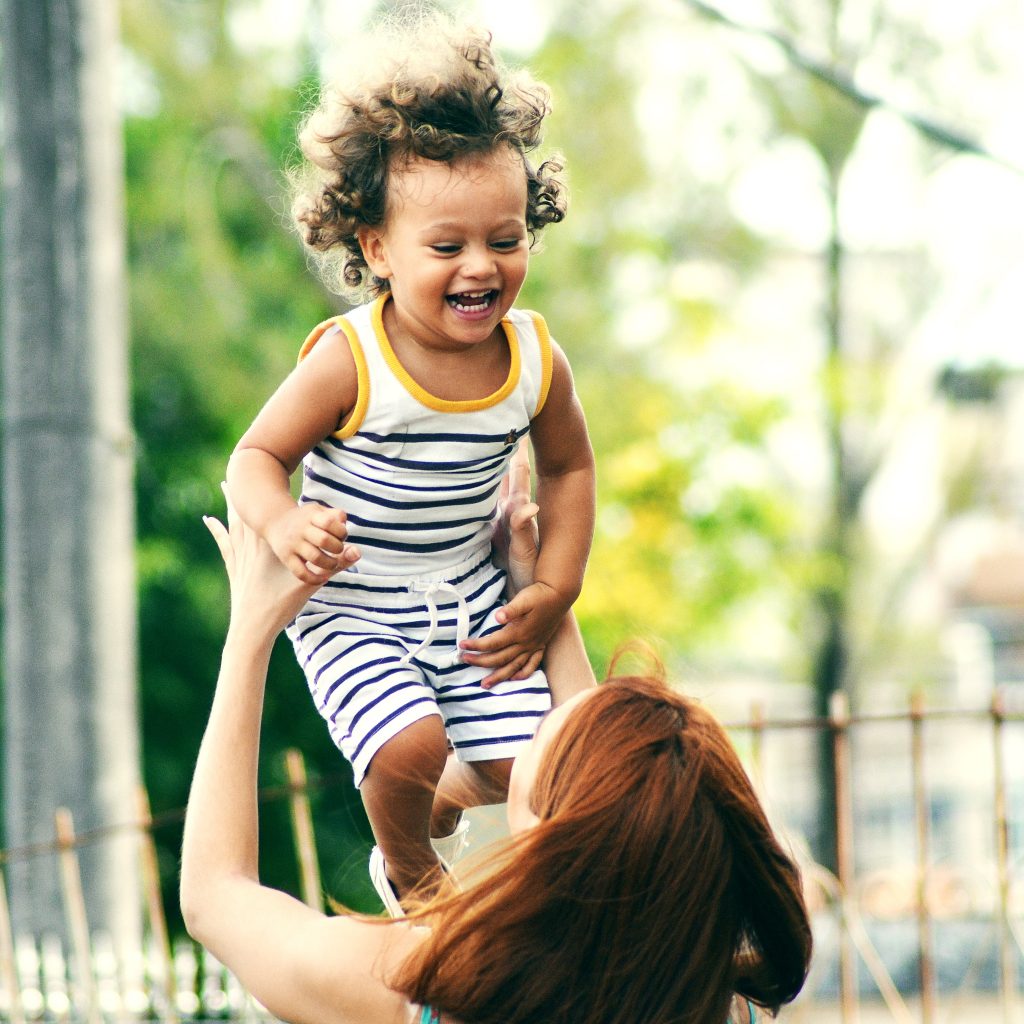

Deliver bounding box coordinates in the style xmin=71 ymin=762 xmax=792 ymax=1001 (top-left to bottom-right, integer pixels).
xmin=461 ymin=343 xmax=595 ymax=685
xmin=227 ymin=331 xmax=361 ymax=584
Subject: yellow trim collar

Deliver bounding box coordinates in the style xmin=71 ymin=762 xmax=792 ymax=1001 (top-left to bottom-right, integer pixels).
xmin=371 ymin=294 xmax=520 ymax=413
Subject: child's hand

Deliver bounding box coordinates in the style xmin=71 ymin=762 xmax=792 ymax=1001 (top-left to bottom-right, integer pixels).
xmin=204 ymin=485 xmax=323 ymax=636
xmin=265 ymin=504 xmax=360 ymax=585
xmin=460 ymin=581 xmax=570 ymax=688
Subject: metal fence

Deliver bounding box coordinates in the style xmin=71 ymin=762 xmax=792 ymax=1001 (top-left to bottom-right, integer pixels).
xmin=0 ymin=694 xmax=1019 ymax=1023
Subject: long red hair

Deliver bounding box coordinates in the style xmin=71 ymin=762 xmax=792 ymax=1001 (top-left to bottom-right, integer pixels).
xmin=392 ymin=672 xmax=812 ymax=1023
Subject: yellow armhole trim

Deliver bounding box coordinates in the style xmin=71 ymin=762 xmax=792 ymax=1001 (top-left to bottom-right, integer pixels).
xmin=523 ymin=311 xmax=553 ymax=418
xmin=371 ymin=294 xmax=520 ymax=412
xmin=296 ymin=316 xmax=369 ymax=439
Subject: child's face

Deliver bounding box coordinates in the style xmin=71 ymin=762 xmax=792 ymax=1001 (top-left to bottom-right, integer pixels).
xmin=359 ymin=147 xmax=530 ymax=352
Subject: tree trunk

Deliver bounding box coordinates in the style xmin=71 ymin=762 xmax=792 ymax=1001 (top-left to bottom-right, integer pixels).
xmin=810 ymin=162 xmax=851 ymax=875
xmin=1 ymin=0 xmax=141 ymax=944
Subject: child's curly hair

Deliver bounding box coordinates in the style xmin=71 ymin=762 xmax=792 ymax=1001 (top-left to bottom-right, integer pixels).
xmin=290 ymin=12 xmax=567 ymax=297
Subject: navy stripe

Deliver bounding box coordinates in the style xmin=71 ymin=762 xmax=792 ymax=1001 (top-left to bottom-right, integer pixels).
xmin=453 ymin=733 xmax=535 ymax=750
xmin=346 ymin=531 xmax=480 ymax=555
xmin=437 ymin=686 xmax=550 ymax=705
xmin=344 ymin=510 xmax=495 ymax=532
xmin=353 ymin=427 xmax=526 ymax=445
xmin=347 ymin=679 xmax=425 ymax=733
xmin=314 ymin=577 xmax=409 ymax=596
xmin=351 ymin=697 xmax=438 ymax=762
xmin=326 ymin=658 xmax=406 ymax=713
xmin=298 ymin=600 xmax=493 ymax=626
xmin=308 ymin=634 xmax=392 ymax=675
xmin=307 ymin=625 xmax=398 ymax=661
xmin=314 ymin=640 xmax=405 ymax=697
xmin=445 ymin=709 xmax=547 ymax=727
xmin=303 ymin=467 xmax=501 ymax=511
xmin=305 ymin=605 xmax=493 ymax=640
xmin=335 ymin=445 xmax=509 ymax=474
xmin=317 ymin=551 xmax=497 ymax=595
xmin=293 ymin=612 xmax=342 ymax=645
xmin=317 ymin=445 xmax=507 ymax=494
xmin=309 ymin=624 xmax=490 ymax=659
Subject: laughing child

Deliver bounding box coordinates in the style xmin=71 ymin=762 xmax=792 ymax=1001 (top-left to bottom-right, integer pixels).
xmin=226 ymin=13 xmax=595 ymax=914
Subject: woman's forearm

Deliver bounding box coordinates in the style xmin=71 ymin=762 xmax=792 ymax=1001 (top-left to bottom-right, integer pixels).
xmin=180 ymin=622 xmax=276 ymax=935
xmin=543 ymin=609 xmax=597 ymax=704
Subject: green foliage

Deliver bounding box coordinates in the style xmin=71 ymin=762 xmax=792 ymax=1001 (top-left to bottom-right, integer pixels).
xmin=124 ymin=3 xmax=376 ymax=928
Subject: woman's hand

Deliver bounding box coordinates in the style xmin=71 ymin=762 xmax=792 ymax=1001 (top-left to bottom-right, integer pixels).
xmin=203 ymin=483 xmax=355 ymax=637
xmin=492 ymin=442 xmax=540 ymax=598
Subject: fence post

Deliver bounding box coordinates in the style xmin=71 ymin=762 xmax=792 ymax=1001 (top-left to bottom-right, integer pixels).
xmin=991 ymin=690 xmax=1017 ymax=1024
xmin=829 ymin=691 xmax=858 ymax=1024
xmin=909 ymin=691 xmax=935 ymax=1024
xmin=54 ymin=808 xmax=101 ymax=1024
xmin=0 ymin=868 xmax=25 ymax=1024
xmin=285 ymin=750 xmax=324 ymax=913
xmin=136 ymin=785 xmax=179 ymax=1023
xmin=748 ymin=701 xmax=765 ymax=788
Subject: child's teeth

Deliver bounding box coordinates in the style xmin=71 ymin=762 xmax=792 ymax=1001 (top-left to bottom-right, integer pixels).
xmin=451 ymin=290 xmax=493 ymax=312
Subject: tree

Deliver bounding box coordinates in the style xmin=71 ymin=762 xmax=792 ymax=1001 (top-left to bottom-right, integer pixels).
xmin=1 ymin=0 xmax=140 ymax=941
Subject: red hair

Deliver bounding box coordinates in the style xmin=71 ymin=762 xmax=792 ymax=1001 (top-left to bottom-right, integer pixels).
xmin=391 ymin=672 xmax=812 ymax=1023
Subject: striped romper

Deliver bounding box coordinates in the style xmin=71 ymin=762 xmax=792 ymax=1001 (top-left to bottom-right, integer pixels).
xmin=285 ymin=294 xmax=554 ymax=787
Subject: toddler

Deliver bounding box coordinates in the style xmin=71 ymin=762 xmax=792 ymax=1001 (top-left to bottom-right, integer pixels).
xmin=226 ymin=14 xmax=595 ymax=913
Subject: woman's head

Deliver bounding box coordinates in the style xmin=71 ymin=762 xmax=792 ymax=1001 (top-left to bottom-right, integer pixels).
xmin=291 ymin=12 xmax=566 ymax=297
xmin=397 ymin=671 xmax=812 ymax=1024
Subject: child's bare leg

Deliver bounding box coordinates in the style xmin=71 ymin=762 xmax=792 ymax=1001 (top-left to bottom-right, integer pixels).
xmin=430 ymin=755 xmax=513 ymax=838
xmin=360 ymin=715 xmax=449 ymax=900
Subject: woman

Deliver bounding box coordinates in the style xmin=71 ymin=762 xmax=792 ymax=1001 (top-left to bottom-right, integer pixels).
xmin=181 ymin=463 xmax=812 ymax=1024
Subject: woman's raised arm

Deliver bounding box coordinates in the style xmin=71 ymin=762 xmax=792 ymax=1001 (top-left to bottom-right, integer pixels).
xmin=179 ymin=490 xmax=418 ymax=1024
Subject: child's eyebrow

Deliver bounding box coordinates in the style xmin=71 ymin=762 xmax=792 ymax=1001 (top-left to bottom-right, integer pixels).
xmin=420 ymin=217 xmax=526 ymax=234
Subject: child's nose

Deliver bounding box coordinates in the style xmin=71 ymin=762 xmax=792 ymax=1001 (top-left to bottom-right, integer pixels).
xmin=463 ymin=246 xmax=497 ymax=278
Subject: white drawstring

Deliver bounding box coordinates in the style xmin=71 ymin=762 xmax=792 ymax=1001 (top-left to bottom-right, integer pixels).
xmin=399 ymin=581 xmax=470 ymax=668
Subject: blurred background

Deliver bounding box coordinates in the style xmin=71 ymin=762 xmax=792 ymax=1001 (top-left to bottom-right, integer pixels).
xmin=1 ymin=0 xmax=1022 ymax=1019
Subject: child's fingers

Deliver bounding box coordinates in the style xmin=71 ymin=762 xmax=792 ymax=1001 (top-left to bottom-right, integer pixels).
xmin=287 ymin=554 xmax=333 ymax=585
xmin=462 ymin=634 xmax=531 ymax=665
xmin=460 ymin=624 xmax=515 ymax=655
xmin=312 ymin=507 xmax=349 ymax=538
xmin=298 ymin=544 xmax=343 ymax=574
xmin=481 ymin=651 xmax=533 ymax=688
xmin=308 ymin=525 xmax=350 ymax=555
xmin=495 ymin=589 xmax=534 ymax=626
xmin=511 ymin=649 xmax=544 ymax=681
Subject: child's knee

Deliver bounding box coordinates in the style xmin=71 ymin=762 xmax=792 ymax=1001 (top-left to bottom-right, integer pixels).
xmin=365 ymin=714 xmax=449 ymax=790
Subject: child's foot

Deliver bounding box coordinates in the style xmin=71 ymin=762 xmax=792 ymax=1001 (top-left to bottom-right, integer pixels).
xmin=430 ymin=816 xmax=470 ymax=869
xmin=368 ymin=846 xmax=405 ymax=918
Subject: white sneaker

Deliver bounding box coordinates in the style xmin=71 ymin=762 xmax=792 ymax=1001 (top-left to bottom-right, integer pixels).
xmin=430 ymin=816 xmax=470 ymax=868
xmin=368 ymin=846 xmax=405 ymax=918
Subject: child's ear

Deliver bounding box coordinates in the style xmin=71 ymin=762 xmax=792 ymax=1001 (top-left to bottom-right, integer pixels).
xmin=357 ymin=226 xmax=392 ymax=280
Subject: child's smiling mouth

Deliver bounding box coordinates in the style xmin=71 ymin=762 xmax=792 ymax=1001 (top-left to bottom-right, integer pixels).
xmin=447 ymin=289 xmax=499 ymax=317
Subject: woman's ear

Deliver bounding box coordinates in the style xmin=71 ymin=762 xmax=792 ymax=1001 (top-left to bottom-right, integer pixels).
xmin=357 ymin=226 xmax=391 ymax=280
